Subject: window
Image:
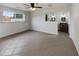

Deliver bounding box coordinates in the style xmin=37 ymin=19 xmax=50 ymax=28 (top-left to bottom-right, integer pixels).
xmin=2 ymin=10 xmax=25 ymax=22
xmin=15 ymin=14 xmax=23 ymax=19
xmin=3 ymin=11 xmax=14 ymax=17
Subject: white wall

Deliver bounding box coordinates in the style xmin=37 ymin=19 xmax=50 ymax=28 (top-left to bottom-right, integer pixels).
xmin=0 ymin=6 xmax=31 ymax=38
xmin=68 ymin=4 xmax=73 ymax=39
xmin=31 ymin=5 xmax=71 ymax=35
xmin=70 ymin=4 xmax=79 ymax=54
xmin=31 ymin=19 xmax=58 ymax=34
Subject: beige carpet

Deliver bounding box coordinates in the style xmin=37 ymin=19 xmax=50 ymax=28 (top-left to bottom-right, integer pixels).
xmin=0 ymin=30 xmax=78 ymax=56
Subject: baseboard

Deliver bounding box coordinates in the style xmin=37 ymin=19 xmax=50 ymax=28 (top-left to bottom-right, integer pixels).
xmin=31 ymin=29 xmax=58 ymax=35
xmin=71 ymin=38 xmax=79 ymax=55
xmin=0 ymin=29 xmax=31 ymax=39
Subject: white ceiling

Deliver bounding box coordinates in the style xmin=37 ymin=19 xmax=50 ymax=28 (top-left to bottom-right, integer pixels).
xmin=0 ymin=3 xmax=72 ymax=11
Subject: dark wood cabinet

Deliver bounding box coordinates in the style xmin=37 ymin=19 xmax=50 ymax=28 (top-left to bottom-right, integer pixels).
xmin=58 ymin=23 xmax=68 ymax=33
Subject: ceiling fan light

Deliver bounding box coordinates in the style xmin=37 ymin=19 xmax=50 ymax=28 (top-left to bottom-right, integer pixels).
xmin=30 ymin=7 xmax=36 ymax=11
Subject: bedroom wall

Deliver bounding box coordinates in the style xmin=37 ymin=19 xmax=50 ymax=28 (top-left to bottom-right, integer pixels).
xmin=70 ymin=4 xmax=79 ymax=54
xmin=0 ymin=6 xmax=31 ymax=38
xmin=31 ymin=4 xmax=71 ymax=35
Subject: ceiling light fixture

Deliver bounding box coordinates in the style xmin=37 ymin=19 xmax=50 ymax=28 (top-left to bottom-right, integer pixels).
xmin=30 ymin=7 xmax=36 ymax=11
xmin=52 ymin=16 xmax=55 ymax=17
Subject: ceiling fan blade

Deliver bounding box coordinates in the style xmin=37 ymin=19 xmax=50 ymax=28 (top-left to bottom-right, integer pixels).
xmin=35 ymin=6 xmax=42 ymax=8
xmin=25 ymin=7 xmax=30 ymax=9
xmin=24 ymin=4 xmax=30 ymax=6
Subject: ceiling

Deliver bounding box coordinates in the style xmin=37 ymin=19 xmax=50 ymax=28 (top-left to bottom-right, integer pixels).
xmin=0 ymin=3 xmax=72 ymax=11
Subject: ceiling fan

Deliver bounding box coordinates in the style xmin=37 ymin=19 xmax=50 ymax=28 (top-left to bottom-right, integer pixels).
xmin=24 ymin=3 xmax=42 ymax=11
